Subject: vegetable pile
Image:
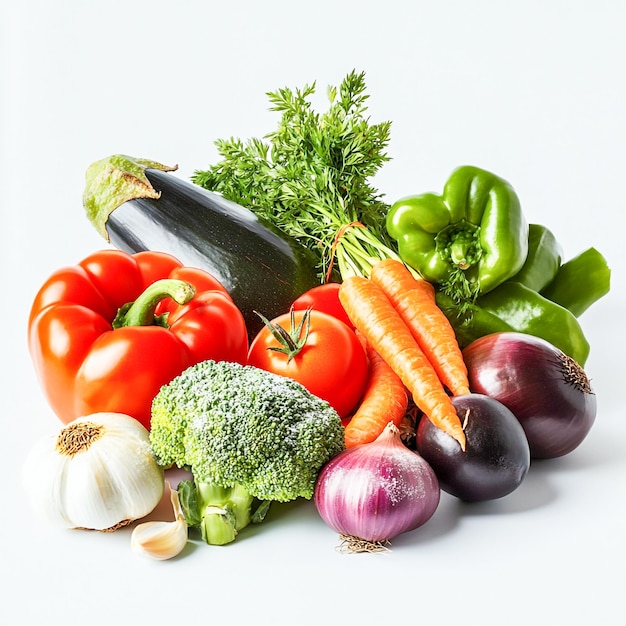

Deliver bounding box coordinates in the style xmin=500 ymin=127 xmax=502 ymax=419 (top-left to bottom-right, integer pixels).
xmin=22 ymin=70 xmax=611 ymax=559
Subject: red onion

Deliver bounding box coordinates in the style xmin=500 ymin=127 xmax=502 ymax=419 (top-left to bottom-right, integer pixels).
xmin=463 ymin=332 xmax=597 ymax=459
xmin=313 ymin=422 xmax=440 ymax=550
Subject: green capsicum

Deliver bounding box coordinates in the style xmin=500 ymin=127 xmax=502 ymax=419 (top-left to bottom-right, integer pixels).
xmin=541 ymin=247 xmax=611 ymax=317
xmin=386 ymin=165 xmax=529 ymax=305
xmin=435 ymin=292 xmax=516 ymax=348
xmin=437 ymin=281 xmax=591 ymax=366
xmin=510 ymin=223 xmax=563 ymax=292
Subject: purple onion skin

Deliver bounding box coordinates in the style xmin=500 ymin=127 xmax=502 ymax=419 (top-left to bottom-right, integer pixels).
xmin=416 ymin=394 xmax=531 ymax=502
xmin=313 ymin=427 xmax=440 ymax=543
xmin=462 ymin=332 xmax=597 ymax=460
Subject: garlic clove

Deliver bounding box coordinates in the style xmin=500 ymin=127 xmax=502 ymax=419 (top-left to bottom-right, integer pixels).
xmin=130 ymin=519 xmax=188 ymax=560
xmin=131 ymin=483 xmax=188 ymax=560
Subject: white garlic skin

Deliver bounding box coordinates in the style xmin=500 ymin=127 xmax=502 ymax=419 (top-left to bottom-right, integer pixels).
xmin=22 ymin=412 xmax=165 ymax=531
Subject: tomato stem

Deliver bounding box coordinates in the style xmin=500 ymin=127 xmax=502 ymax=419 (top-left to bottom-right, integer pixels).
xmin=113 ymin=279 xmax=196 ymax=329
xmin=254 ymin=307 xmax=311 ymax=362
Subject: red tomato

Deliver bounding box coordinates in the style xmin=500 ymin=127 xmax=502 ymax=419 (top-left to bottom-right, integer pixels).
xmin=247 ymin=309 xmax=368 ymax=418
xmin=291 ymin=283 xmax=354 ymax=329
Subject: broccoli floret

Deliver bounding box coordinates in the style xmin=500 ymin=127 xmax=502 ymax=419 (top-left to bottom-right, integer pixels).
xmin=150 ymin=359 xmax=345 ymax=545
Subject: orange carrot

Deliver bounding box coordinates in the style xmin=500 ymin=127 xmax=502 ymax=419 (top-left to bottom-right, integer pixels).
xmin=339 ymin=275 xmax=466 ymax=450
xmin=370 ymin=259 xmax=470 ymax=397
xmin=344 ymin=337 xmax=409 ymax=448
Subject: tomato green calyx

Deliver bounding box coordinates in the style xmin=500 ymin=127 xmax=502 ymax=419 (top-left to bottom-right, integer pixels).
xmin=254 ymin=307 xmax=311 ymax=362
xmin=113 ymin=279 xmax=196 ymax=329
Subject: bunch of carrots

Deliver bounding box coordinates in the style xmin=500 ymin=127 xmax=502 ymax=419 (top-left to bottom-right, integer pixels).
xmin=339 ymin=259 xmax=470 ymax=451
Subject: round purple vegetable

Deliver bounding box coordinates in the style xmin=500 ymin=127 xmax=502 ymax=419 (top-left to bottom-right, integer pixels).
xmin=416 ymin=393 xmax=531 ymax=502
xmin=314 ymin=422 xmax=440 ymax=550
xmin=463 ymin=332 xmax=597 ymax=459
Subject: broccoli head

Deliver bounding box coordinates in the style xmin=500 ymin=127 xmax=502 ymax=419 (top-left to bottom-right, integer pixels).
xmin=149 ymin=359 xmax=345 ymax=544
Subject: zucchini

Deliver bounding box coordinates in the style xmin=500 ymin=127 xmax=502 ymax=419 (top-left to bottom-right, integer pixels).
xmin=83 ymin=155 xmax=321 ymax=336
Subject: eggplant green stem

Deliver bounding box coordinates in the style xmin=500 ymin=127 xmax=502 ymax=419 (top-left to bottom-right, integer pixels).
xmin=113 ymin=279 xmax=196 ymax=329
xmin=83 ymin=154 xmax=178 ymax=241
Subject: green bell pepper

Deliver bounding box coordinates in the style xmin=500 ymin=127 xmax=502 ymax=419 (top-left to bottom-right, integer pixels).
xmin=510 ymin=223 xmax=563 ymax=292
xmin=541 ymin=247 xmax=611 ymax=317
xmin=435 ymin=292 xmax=516 ymax=348
xmin=479 ymin=282 xmax=590 ymax=365
xmin=437 ymin=281 xmax=591 ymax=366
xmin=386 ymin=165 xmax=529 ymax=304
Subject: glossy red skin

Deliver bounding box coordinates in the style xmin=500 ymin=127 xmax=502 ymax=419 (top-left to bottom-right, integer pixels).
xmin=28 ymin=249 xmax=248 ymax=430
xmin=247 ymin=309 xmax=367 ymax=418
xmin=416 ymin=393 xmax=531 ymax=502
xmin=291 ymin=283 xmax=354 ymax=329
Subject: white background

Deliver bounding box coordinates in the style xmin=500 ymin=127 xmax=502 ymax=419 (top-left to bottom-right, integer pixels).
xmin=2 ymin=1 xmax=625 ymax=624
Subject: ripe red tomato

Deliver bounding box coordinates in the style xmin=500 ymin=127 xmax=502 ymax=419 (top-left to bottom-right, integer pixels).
xmin=291 ymin=283 xmax=354 ymax=329
xmin=247 ymin=309 xmax=368 ymax=418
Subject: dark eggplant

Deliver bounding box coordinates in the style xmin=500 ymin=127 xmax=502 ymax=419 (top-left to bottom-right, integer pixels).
xmin=84 ymin=156 xmax=322 ymax=336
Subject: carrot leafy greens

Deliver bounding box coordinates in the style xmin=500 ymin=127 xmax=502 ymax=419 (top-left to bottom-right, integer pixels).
xmin=191 ymin=70 xmax=406 ymax=281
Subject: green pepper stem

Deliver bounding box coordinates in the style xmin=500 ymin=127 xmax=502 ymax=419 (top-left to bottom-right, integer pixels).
xmin=434 ymin=221 xmax=483 ymax=309
xmin=113 ymin=279 xmax=196 ymax=328
xmin=449 ymin=240 xmax=472 ymax=269
xmin=436 ymin=223 xmax=482 ymax=270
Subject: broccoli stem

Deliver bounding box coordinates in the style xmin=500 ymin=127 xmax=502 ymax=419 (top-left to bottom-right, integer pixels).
xmin=200 ymin=505 xmax=240 ymax=545
xmin=178 ymin=480 xmax=255 ymax=546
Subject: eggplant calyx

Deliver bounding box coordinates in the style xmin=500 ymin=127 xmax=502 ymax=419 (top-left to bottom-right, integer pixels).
xmin=83 ymin=154 xmax=178 ymax=240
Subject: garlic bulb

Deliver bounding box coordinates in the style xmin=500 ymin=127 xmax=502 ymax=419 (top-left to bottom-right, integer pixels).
xmin=22 ymin=412 xmax=165 ymax=531
xmin=131 ymin=482 xmax=188 ymax=560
